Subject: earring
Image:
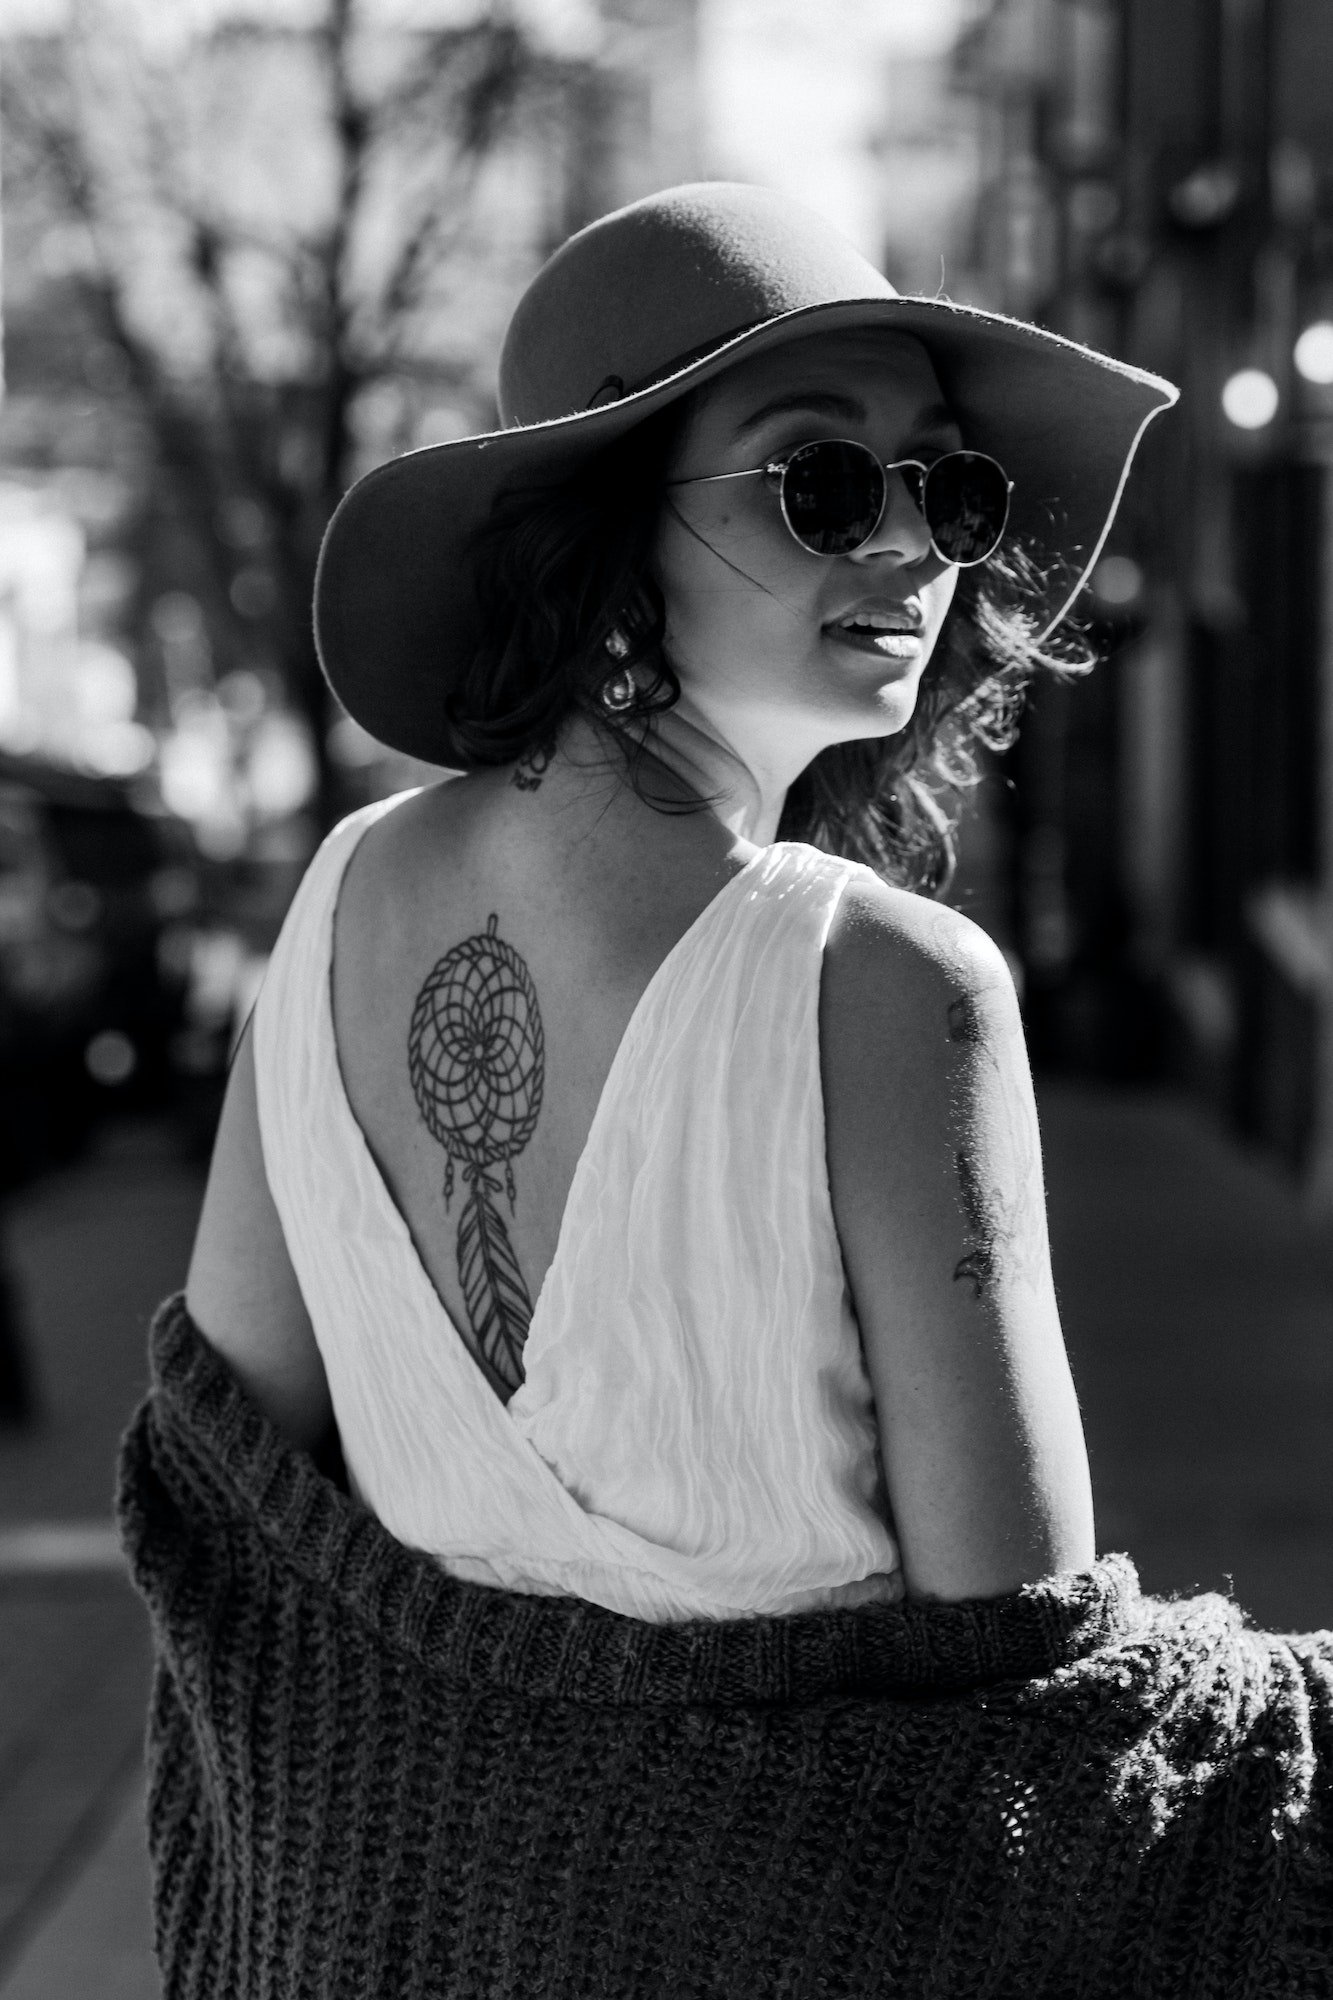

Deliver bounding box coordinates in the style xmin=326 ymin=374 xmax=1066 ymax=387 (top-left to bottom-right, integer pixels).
xmin=600 ymin=624 xmax=635 ymax=712
xmin=601 ymin=669 xmax=636 ymax=713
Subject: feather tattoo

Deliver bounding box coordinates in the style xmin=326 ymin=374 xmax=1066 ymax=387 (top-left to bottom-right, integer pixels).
xmin=407 ymin=914 xmax=545 ymax=1396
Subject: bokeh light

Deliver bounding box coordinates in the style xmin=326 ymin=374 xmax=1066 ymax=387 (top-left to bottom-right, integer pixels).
xmin=1220 ymin=368 xmax=1279 ymax=430
xmin=246 ymin=712 xmax=317 ymax=819
xmin=1293 ymin=322 xmax=1333 ymax=386
xmin=84 ymin=1028 xmax=137 ymax=1087
xmin=1090 ymin=555 xmax=1144 ymax=609
xmin=79 ymin=720 xmax=156 ymax=777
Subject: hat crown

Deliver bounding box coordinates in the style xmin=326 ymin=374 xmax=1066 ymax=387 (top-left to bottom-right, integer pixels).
xmin=498 ymin=182 xmax=896 ymax=428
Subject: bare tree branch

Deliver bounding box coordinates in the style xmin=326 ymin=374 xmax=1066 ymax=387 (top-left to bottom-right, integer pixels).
xmin=2 ymin=0 xmax=582 ymax=819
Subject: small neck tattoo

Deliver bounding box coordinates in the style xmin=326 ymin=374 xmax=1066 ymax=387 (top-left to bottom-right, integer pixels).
xmin=511 ymin=740 xmax=554 ymax=792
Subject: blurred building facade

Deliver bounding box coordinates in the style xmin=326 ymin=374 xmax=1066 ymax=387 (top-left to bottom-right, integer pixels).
xmin=957 ymin=0 xmax=1333 ymax=1201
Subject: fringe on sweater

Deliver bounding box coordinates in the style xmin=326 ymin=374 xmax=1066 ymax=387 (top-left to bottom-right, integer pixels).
xmin=115 ymin=1293 xmax=1333 ymax=1999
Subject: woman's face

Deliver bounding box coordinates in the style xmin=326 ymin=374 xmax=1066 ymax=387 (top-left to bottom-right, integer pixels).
xmin=653 ymin=329 xmax=962 ymax=767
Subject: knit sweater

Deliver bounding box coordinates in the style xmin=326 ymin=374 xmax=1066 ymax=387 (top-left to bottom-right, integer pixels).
xmin=116 ymin=1294 xmax=1333 ymax=1999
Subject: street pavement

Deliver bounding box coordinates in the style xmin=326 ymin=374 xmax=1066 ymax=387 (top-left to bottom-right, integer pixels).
xmin=0 ymin=1084 xmax=1329 ymax=1996
xmin=0 ymin=1116 xmax=204 ymax=2000
xmin=1042 ymin=1086 xmax=1333 ymax=1634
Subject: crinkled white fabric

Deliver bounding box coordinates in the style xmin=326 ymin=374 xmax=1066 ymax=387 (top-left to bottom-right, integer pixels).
xmin=254 ymin=791 xmax=901 ymax=1621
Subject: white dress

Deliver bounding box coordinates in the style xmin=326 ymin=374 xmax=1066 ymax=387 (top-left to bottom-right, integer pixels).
xmin=253 ymin=791 xmax=902 ymax=1621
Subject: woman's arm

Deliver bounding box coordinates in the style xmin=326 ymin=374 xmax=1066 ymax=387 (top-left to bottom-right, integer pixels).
xmin=185 ymin=1018 xmax=335 ymax=1453
xmin=820 ymin=878 xmax=1095 ymax=1602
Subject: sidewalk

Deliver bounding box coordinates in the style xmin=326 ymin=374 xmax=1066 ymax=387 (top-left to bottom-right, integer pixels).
xmin=0 ymin=1086 xmax=1329 ymax=1995
xmin=0 ymin=1117 xmax=204 ymax=2000
xmin=1041 ymin=1083 xmax=1333 ymax=1633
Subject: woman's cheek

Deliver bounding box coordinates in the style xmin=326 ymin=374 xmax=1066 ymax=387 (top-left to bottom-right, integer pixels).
xmin=929 ymin=568 xmax=961 ymax=635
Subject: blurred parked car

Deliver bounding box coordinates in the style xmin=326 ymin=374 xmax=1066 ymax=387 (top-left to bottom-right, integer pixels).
xmin=0 ymin=750 xmax=198 ymax=1186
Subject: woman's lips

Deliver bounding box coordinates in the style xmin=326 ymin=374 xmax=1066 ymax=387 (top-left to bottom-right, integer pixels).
xmin=822 ymin=600 xmax=925 ymax=662
xmin=824 ymin=625 xmax=923 ymax=661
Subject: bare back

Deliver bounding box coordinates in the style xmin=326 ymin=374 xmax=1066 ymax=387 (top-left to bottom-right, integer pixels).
xmin=330 ymin=748 xmax=759 ymax=1398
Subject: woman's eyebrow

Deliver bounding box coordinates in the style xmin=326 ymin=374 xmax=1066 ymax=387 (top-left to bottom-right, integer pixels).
xmin=733 ymin=390 xmax=866 ymax=440
xmin=733 ymin=391 xmax=961 ymax=448
xmin=907 ymin=401 xmax=962 ymax=444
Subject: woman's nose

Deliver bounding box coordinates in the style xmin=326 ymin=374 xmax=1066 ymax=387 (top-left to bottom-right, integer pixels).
xmin=850 ymin=467 xmax=933 ymax=566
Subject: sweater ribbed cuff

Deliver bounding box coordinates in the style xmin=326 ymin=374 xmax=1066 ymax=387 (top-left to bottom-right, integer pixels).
xmin=117 ymin=1291 xmax=1146 ymax=1708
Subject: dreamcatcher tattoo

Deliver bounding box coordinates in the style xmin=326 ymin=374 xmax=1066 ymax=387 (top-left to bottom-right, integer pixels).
xmin=407 ymin=914 xmax=545 ymax=1396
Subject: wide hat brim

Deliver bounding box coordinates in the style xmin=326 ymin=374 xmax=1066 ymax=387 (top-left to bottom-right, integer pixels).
xmin=316 ymin=294 xmax=1176 ymax=768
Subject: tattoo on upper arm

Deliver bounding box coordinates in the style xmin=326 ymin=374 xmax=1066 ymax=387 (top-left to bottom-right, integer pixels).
xmin=952 ymin=1147 xmax=998 ymax=1299
xmin=407 ymin=914 xmax=544 ymax=1397
xmin=945 ymin=979 xmax=1047 ymax=1304
xmin=947 ymin=994 xmax=983 ymax=1047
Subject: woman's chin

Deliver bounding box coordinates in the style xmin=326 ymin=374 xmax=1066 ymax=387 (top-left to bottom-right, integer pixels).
xmin=843 ymin=678 xmax=923 ymax=740
xmin=808 ymin=701 xmax=917 ymax=753
xmin=820 ymin=642 xmax=928 ymax=721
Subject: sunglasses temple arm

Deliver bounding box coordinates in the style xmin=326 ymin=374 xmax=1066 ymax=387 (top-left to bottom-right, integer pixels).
xmin=664 ymin=468 xmax=766 ymax=489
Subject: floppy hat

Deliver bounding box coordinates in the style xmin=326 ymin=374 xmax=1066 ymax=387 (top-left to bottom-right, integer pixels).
xmin=315 ymin=181 xmax=1178 ymax=767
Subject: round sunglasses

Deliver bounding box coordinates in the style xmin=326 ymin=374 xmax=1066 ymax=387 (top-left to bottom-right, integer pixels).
xmin=669 ymin=439 xmax=1013 ymax=566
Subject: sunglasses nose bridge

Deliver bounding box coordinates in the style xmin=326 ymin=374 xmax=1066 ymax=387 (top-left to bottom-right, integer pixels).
xmin=890 ymin=460 xmax=927 ymax=511
xmin=850 ymin=459 xmax=933 ymax=564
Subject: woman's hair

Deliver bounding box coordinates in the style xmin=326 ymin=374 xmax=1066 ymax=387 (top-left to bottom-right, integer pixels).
xmin=448 ymin=400 xmax=1093 ymax=897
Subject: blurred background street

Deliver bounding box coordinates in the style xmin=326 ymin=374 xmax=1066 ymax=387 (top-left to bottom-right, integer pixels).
xmin=0 ymin=0 xmax=1329 ymax=1991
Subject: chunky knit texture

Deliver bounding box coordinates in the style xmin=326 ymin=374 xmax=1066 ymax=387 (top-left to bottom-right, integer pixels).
xmin=117 ymin=1294 xmax=1333 ymax=1999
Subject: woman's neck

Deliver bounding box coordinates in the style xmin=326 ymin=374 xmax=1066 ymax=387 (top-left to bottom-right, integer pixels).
xmin=551 ymin=687 xmax=815 ymax=848
xmin=636 ymin=695 xmax=799 ymax=846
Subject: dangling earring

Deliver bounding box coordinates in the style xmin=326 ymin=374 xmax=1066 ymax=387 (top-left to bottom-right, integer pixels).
xmin=601 ymin=626 xmax=635 ymax=712
xmin=601 ymin=669 xmax=636 ymax=713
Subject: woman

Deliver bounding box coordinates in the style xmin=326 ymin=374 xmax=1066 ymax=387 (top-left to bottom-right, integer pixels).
xmin=185 ymin=184 xmax=1165 ymax=1616
xmin=120 ymin=187 xmax=1333 ymax=1996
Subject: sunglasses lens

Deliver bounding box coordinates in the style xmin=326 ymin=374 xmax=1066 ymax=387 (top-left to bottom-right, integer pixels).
xmin=923 ymin=452 xmax=1010 ymax=565
xmin=781 ymin=441 xmax=884 ymax=555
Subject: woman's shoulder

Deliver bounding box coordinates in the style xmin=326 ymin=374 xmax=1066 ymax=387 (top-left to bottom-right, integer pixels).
xmin=823 ymin=865 xmax=1018 ymax=1045
xmin=321 ymin=779 xmax=449 ymax=872
xmin=818 ymin=865 xmax=1027 ymax=1177
xmin=281 ymin=784 xmax=433 ymax=917
xmin=318 ymin=774 xmax=488 ymax=925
